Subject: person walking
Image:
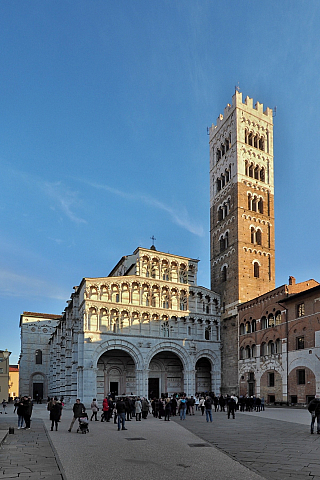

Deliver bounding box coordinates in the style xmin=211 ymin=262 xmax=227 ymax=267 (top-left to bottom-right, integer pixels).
xmin=68 ymin=399 xmax=86 ymax=432
xmin=1 ymin=399 xmax=8 ymax=414
xmin=308 ymin=395 xmax=320 ymax=434
xmin=90 ymin=398 xmax=99 ymax=421
xmin=50 ymin=399 xmax=62 ymax=431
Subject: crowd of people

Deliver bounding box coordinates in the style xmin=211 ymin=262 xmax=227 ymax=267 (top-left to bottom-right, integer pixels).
xmin=64 ymin=392 xmax=267 ymax=432
xmin=4 ymin=392 xmax=320 ymax=436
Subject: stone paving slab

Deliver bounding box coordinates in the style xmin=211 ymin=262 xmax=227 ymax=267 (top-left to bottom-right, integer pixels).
xmin=0 ymin=417 xmax=65 ymax=479
xmin=172 ymin=410 xmax=320 ymax=480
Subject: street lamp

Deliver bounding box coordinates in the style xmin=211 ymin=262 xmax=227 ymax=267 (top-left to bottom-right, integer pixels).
xmin=0 ymin=349 xmax=10 ymax=363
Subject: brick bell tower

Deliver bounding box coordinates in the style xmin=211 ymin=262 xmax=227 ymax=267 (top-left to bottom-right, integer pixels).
xmin=209 ymin=90 xmax=275 ymax=394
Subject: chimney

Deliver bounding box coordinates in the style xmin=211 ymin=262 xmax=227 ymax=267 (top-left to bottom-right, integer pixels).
xmin=289 ymin=276 xmax=296 ymax=285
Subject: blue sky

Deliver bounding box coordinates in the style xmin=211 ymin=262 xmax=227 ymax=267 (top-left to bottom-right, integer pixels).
xmin=1 ymin=0 xmax=320 ymax=363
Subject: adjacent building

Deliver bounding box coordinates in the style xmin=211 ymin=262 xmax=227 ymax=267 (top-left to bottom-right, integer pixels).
xmin=238 ymin=277 xmax=320 ymax=403
xmin=0 ymin=350 xmax=11 ymax=401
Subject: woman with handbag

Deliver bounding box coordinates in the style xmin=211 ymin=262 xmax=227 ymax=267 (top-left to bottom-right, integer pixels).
xmin=90 ymin=398 xmax=99 ymax=421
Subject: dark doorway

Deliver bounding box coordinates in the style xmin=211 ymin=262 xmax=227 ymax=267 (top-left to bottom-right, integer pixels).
xmin=148 ymin=378 xmax=159 ymax=399
xmin=110 ymin=382 xmax=118 ymax=396
xmin=33 ymin=383 xmax=43 ymax=401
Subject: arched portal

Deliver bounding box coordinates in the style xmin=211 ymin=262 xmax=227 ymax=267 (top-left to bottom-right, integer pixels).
xmin=97 ymin=349 xmax=136 ymax=402
xmin=148 ymin=351 xmax=183 ymax=398
xmin=195 ymin=358 xmax=211 ymax=393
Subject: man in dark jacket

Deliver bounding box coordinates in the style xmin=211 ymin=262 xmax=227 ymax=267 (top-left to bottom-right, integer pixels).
xmin=68 ymin=399 xmax=85 ymax=432
xmin=308 ymin=396 xmax=320 ymax=434
xmin=23 ymin=396 xmax=33 ymax=429
xmin=116 ymin=397 xmax=127 ymax=431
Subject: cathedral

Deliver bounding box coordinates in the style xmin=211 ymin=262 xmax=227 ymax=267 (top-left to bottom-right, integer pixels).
xmin=19 ymin=247 xmax=220 ymax=403
xmin=20 ymin=90 xmax=320 ymax=404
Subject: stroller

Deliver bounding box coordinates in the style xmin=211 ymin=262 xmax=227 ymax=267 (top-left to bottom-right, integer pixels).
xmin=77 ymin=413 xmax=89 ymax=434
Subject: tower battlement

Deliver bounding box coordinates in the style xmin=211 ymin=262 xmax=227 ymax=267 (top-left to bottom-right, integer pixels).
xmin=209 ymin=91 xmax=273 ymax=135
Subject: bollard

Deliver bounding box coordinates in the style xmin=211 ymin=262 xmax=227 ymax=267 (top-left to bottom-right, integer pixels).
xmin=8 ymin=427 xmax=14 ymax=434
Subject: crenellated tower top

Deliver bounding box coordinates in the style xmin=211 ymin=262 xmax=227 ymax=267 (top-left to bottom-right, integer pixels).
xmin=209 ymin=91 xmax=273 ymax=135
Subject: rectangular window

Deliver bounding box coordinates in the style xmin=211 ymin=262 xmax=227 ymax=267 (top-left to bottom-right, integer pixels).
xmin=296 ymin=336 xmax=305 ymax=350
xmin=268 ymin=372 xmax=275 ymax=387
xmin=297 ymin=369 xmax=305 ymax=385
xmin=297 ymin=303 xmax=305 ymax=317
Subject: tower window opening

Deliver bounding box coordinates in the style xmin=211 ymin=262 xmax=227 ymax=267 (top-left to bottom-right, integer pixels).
xmin=253 ymin=262 xmax=260 ymax=278
xmin=249 ymin=164 xmax=254 ymax=178
xmin=256 ymin=229 xmax=262 ymax=245
xmin=254 ymin=166 xmax=259 ymax=180
xmin=260 ymin=167 xmax=265 ymax=182
xmin=222 ymin=266 xmax=227 ymax=282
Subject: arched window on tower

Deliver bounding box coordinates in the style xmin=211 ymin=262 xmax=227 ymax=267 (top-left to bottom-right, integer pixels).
xmin=254 ymin=165 xmax=259 ymax=180
xmin=251 ymin=227 xmax=255 ymax=244
xmin=249 ymin=163 xmax=254 ymax=178
xmin=258 ymin=198 xmax=264 ymax=214
xmin=248 ymin=132 xmax=253 ymax=146
xmin=261 ymin=316 xmax=267 ymax=329
xmin=260 ymin=167 xmax=265 ymax=182
xmin=253 ymin=262 xmax=260 ymax=278
xmin=252 ymin=196 xmax=258 ymax=212
xmin=222 ymin=265 xmax=227 ymax=282
xmin=259 ymin=137 xmax=264 ymax=151
xmin=248 ymin=193 xmax=252 ymax=210
xmin=256 ymin=229 xmax=262 ymax=245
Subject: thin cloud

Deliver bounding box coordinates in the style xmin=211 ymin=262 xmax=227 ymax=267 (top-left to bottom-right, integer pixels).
xmin=79 ymin=179 xmax=204 ymax=236
xmin=0 ymin=268 xmax=68 ymax=301
xmin=7 ymin=167 xmax=87 ymax=225
xmin=42 ymin=181 xmax=87 ymax=225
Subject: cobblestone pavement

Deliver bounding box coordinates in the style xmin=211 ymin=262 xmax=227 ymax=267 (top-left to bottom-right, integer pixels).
xmin=0 ymin=417 xmax=65 ymax=479
xmin=172 ymin=409 xmax=320 ymax=480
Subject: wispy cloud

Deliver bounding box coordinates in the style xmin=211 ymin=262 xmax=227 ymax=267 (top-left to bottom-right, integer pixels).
xmin=0 ymin=268 xmax=68 ymax=301
xmin=78 ymin=179 xmax=204 ymax=236
xmin=42 ymin=181 xmax=87 ymax=224
xmin=7 ymin=166 xmax=86 ymax=225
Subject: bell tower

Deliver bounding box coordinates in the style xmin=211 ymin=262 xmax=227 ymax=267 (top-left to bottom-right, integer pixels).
xmin=209 ymin=90 xmax=275 ymax=393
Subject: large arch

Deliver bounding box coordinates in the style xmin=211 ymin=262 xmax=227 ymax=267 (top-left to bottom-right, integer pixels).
xmin=91 ymin=339 xmax=144 ymax=370
xmin=148 ymin=351 xmax=184 ymax=398
xmin=145 ymin=341 xmax=191 ymax=371
xmin=97 ymin=349 xmax=136 ymax=400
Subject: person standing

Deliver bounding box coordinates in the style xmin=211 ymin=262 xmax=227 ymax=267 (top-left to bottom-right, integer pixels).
xmin=135 ymin=397 xmax=142 ymax=421
xmin=205 ymin=396 xmax=213 ymax=422
xmin=164 ymin=398 xmax=172 ymax=421
xmin=50 ymin=400 xmax=62 ymax=431
xmin=141 ymin=398 xmax=149 ymax=419
xmin=178 ymin=396 xmax=187 ymax=420
xmin=17 ymin=399 xmax=25 ymax=429
xmin=90 ymin=398 xmax=99 ymax=421
xmin=308 ymin=395 xmax=320 ymax=434
xmin=23 ymin=396 xmax=33 ymax=429
xmin=102 ymin=397 xmax=109 ymax=422
xmin=227 ymin=395 xmax=236 ymax=419
xmin=68 ymin=399 xmax=85 ymax=432
xmin=199 ymin=397 xmax=205 ymax=416
xmin=116 ymin=397 xmax=127 ymax=431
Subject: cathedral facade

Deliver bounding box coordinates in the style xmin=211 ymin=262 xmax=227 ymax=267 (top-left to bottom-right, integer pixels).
xmin=20 ymin=247 xmax=221 ymax=403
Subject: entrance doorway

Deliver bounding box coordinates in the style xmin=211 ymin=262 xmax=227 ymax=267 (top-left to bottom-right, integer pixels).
xmin=110 ymin=382 xmax=118 ymax=396
xmin=195 ymin=358 xmax=211 ymax=393
xmin=33 ymin=383 xmax=43 ymax=401
xmin=148 ymin=378 xmax=159 ymax=399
